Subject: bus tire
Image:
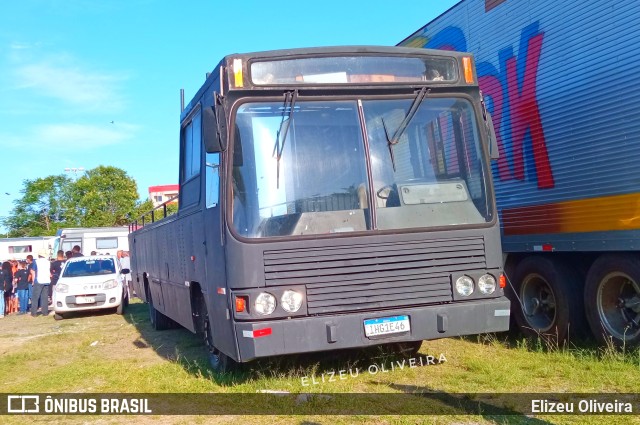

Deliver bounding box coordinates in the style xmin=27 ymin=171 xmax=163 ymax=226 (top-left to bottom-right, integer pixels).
xmin=147 ymin=286 xmax=171 ymax=330
xmin=511 ymin=256 xmax=585 ymax=342
xmin=201 ymin=296 xmax=237 ymax=374
xmin=584 ymin=254 xmax=640 ymax=348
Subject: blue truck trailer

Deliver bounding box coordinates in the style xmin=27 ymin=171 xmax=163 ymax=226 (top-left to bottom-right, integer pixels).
xmin=400 ymin=0 xmax=640 ymax=346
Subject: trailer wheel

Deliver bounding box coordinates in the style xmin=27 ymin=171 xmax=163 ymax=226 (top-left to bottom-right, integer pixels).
xmin=147 ymin=285 xmax=172 ymax=330
xmin=201 ymin=296 xmax=237 ymax=374
xmin=585 ymin=255 xmax=640 ymax=348
xmin=511 ymin=256 xmax=584 ymax=342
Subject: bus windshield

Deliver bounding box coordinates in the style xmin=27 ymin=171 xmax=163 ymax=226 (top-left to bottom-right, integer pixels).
xmin=231 ymin=96 xmax=491 ymax=238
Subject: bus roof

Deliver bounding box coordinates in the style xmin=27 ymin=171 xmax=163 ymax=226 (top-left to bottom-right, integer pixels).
xmin=181 ymin=45 xmax=476 ymax=120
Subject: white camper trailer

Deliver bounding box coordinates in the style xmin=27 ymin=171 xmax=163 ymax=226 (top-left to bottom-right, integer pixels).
xmin=52 ymin=227 xmax=129 ymax=256
xmin=0 ymin=236 xmax=55 ymax=261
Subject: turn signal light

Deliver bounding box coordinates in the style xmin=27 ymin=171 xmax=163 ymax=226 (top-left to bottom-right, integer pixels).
xmin=462 ymin=56 xmax=474 ymax=84
xmin=499 ymin=274 xmax=507 ymax=289
xmin=233 ymin=58 xmax=243 ymax=88
xmin=235 ymin=296 xmax=247 ymax=313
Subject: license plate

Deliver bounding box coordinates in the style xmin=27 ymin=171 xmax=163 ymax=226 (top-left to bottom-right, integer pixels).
xmin=364 ymin=315 xmax=410 ymax=338
xmin=76 ymin=296 xmax=95 ymax=304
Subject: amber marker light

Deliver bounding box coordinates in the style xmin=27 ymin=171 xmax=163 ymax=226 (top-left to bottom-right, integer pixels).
xmin=233 ymin=58 xmax=243 ymax=88
xmin=462 ymin=56 xmax=474 ymax=84
xmin=235 ymin=296 xmax=247 ymax=313
xmin=499 ymin=274 xmax=507 ymax=289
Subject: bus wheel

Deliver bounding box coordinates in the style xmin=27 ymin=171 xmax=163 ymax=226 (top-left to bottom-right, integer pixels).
xmin=201 ymin=297 xmax=237 ymax=374
xmin=511 ymin=256 xmax=584 ymax=342
xmin=585 ymin=255 xmax=640 ymax=348
xmin=147 ymin=286 xmax=171 ymax=330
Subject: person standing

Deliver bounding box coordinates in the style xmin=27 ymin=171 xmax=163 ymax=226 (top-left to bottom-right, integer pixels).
xmin=30 ymin=250 xmax=51 ymax=317
xmin=71 ymin=245 xmax=83 ymax=257
xmin=49 ymin=250 xmax=65 ymax=305
xmin=14 ymin=261 xmax=29 ymax=314
xmin=2 ymin=262 xmax=14 ymax=316
xmin=118 ymin=250 xmax=133 ymax=297
xmin=26 ymin=255 xmax=34 ymax=310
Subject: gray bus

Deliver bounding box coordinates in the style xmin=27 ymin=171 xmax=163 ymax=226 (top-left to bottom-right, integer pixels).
xmin=129 ymin=46 xmax=510 ymax=372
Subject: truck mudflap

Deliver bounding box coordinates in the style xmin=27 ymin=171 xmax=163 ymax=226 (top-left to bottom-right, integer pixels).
xmin=234 ymin=297 xmax=510 ymax=362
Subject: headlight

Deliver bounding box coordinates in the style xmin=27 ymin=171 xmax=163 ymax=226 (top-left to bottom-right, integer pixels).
xmin=455 ymin=275 xmax=474 ymax=297
xmin=56 ymin=284 xmax=69 ymax=293
xmin=102 ymin=279 xmax=118 ymax=289
xmin=478 ymin=274 xmax=497 ymax=295
xmin=254 ymin=292 xmax=276 ymax=315
xmin=281 ymin=290 xmax=303 ymax=313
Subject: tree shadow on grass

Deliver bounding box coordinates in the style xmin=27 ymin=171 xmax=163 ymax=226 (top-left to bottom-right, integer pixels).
xmin=385 ymin=383 xmax=554 ymax=424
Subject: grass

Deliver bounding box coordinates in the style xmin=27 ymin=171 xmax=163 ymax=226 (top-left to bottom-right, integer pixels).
xmin=0 ymin=299 xmax=639 ymax=424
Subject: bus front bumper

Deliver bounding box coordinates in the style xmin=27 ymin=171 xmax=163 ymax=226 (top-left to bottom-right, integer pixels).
xmin=234 ymin=297 xmax=510 ymax=362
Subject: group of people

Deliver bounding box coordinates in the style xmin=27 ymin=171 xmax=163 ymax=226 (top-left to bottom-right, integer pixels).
xmin=0 ymin=247 xmax=131 ymax=318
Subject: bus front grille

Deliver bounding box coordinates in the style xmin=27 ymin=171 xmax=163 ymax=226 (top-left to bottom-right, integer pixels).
xmin=263 ymin=236 xmax=486 ymax=315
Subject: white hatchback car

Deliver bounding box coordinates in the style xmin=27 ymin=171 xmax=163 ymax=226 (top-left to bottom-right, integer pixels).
xmin=52 ymin=255 xmax=130 ymax=320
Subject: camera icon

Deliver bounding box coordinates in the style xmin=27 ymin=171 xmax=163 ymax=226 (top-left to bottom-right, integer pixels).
xmin=7 ymin=395 xmax=40 ymax=413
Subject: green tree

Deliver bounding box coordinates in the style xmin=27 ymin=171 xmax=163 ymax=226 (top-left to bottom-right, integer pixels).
xmin=3 ymin=165 xmax=152 ymax=236
xmin=73 ymin=166 xmax=140 ymax=227
xmin=2 ymin=175 xmax=75 ymax=237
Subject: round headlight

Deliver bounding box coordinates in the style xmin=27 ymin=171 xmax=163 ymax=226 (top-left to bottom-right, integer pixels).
xmin=254 ymin=292 xmax=276 ymax=315
xmin=281 ymin=290 xmax=303 ymax=313
xmin=455 ymin=275 xmax=474 ymax=297
xmin=478 ymin=274 xmax=497 ymax=295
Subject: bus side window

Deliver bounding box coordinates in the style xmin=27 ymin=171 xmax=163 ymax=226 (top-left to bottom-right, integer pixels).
xmin=180 ymin=109 xmax=202 ymax=208
xmin=206 ymin=152 xmax=220 ymax=208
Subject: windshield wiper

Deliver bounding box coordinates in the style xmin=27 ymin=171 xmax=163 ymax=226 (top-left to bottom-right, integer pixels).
xmin=382 ymin=87 xmax=430 ymax=171
xmin=272 ymin=90 xmax=298 ymax=188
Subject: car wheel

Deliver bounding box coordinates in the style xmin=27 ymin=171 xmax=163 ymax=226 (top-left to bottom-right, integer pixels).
xmin=54 ymin=313 xmax=64 ymax=321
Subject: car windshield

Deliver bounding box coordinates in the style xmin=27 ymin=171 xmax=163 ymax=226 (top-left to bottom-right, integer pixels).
xmin=62 ymin=259 xmax=116 ymax=277
xmin=231 ymin=97 xmax=491 ymax=238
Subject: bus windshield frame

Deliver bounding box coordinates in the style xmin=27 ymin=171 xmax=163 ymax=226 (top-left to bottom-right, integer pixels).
xmin=228 ymin=93 xmax=494 ymax=240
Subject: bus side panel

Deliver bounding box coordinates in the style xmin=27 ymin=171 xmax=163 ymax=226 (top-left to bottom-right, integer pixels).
xmin=400 ymin=0 xmax=640 ymax=252
xmin=159 ymin=211 xmax=205 ymax=333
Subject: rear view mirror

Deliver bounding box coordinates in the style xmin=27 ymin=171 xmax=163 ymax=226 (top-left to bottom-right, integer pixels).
xmin=480 ymin=94 xmax=499 ymax=160
xmin=203 ymin=94 xmax=228 ymax=153
xmin=485 ymin=111 xmax=499 ymax=160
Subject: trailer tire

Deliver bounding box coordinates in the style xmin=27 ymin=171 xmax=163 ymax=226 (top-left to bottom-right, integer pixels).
xmin=585 ymin=254 xmax=640 ymax=348
xmin=147 ymin=285 xmax=172 ymax=330
xmin=511 ymin=256 xmax=585 ymax=342
xmin=201 ymin=296 xmax=238 ymax=374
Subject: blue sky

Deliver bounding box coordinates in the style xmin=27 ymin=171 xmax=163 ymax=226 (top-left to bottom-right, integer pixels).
xmin=0 ymin=0 xmax=459 ymax=231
